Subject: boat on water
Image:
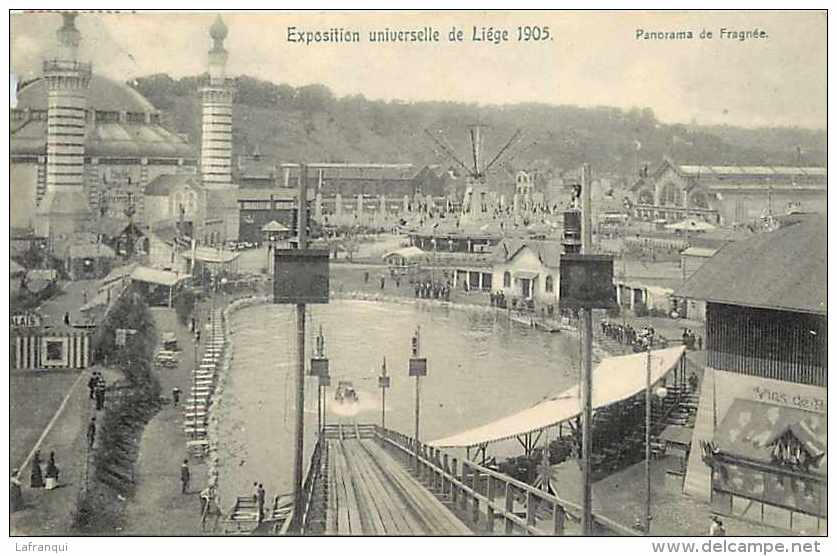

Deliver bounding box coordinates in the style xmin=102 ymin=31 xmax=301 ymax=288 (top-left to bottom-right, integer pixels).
xmin=509 ymin=312 xmax=562 ymax=333
xmin=335 ymin=381 xmax=358 ymax=403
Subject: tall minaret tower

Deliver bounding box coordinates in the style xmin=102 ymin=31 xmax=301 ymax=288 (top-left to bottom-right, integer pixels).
xmin=199 ymin=15 xmax=238 ymax=242
xmin=36 ymin=12 xmax=93 ymax=244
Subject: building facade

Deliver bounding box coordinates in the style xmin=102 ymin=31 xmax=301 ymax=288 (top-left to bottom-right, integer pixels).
xmin=631 ymin=159 xmax=826 ymax=226
xmin=677 ymin=215 xmax=826 ymax=534
xmin=491 ymin=239 xmax=561 ymax=309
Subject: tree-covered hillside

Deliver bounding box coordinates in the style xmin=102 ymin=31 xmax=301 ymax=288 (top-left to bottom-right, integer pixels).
xmin=131 ymin=73 xmax=826 ymax=179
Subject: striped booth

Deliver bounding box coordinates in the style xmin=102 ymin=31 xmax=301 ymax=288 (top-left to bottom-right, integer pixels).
xmin=11 ymin=325 xmax=92 ymax=370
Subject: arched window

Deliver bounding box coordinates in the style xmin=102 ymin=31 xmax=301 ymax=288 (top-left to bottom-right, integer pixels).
xmin=545 ymin=275 xmax=554 ymax=293
xmin=503 ymin=271 xmax=511 ymax=288
xmin=690 ymin=190 xmax=709 ymax=209
xmin=660 ymin=182 xmax=682 ymax=206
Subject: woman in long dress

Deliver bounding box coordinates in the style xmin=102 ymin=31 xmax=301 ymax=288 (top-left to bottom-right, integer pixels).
xmin=30 ymin=451 xmax=44 ymax=488
xmin=10 ymin=469 xmax=23 ymax=512
xmin=44 ymin=452 xmax=60 ymax=490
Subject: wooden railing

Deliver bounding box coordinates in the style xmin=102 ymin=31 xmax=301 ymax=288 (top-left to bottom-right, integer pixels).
xmin=278 ymin=433 xmax=324 ymax=535
xmin=375 ymin=426 xmax=639 ymax=536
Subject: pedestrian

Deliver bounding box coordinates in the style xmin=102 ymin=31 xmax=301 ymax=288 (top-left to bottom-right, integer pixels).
xmin=257 ymin=483 xmax=266 ymax=522
xmin=82 ymin=290 xmax=88 ymax=304
xmin=87 ymin=417 xmax=96 ymax=449
xmin=380 ymin=276 xmax=386 ymax=289
xmin=64 ymin=312 xmax=70 ymax=326
xmin=364 ymin=271 xmax=369 ymax=284
xmin=10 ymin=469 xmax=23 ymax=513
xmin=180 ymin=459 xmax=191 ymax=494
xmin=30 ymin=450 xmax=44 ymax=488
xmin=172 ymin=387 xmax=181 ymax=406
xmin=252 ymin=481 xmax=259 ymax=502
xmin=709 ymin=516 xmax=726 ymax=536
xmin=697 ymin=336 xmax=703 ymax=350
xmin=87 ymin=372 xmax=98 ymax=400
xmin=200 ymin=485 xmax=214 ymax=517
xmin=95 ymin=380 xmax=106 ymax=411
xmin=44 ymin=451 xmax=60 ymax=490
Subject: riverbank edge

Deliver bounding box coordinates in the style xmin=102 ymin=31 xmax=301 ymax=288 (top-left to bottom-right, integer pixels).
xmin=205 ymin=295 xmax=268 ymax=515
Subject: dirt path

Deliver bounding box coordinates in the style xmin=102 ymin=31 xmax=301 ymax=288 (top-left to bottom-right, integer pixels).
xmin=120 ymin=308 xmax=207 ymax=534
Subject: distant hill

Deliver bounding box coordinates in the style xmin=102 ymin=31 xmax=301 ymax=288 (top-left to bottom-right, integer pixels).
xmin=131 ymin=73 xmax=826 ymax=180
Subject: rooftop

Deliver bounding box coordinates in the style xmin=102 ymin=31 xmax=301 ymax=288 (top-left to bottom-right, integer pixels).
xmin=675 ymin=214 xmax=826 ymax=314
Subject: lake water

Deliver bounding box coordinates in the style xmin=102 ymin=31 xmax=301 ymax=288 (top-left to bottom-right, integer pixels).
xmin=215 ymin=299 xmax=583 ymax=506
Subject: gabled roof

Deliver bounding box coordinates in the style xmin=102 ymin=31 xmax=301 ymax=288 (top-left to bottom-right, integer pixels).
xmin=68 ymin=242 xmax=117 ymax=259
xmin=145 ymin=174 xmax=202 ymax=197
xmin=492 ymin=238 xmax=563 ymax=268
xmin=675 ymin=214 xmax=826 ymax=314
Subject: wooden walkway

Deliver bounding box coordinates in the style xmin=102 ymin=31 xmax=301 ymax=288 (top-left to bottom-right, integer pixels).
xmin=325 ymin=432 xmax=472 ymax=535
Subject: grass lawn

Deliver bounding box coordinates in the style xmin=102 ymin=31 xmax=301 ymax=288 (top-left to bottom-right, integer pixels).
xmin=10 ymin=371 xmax=82 ymax=469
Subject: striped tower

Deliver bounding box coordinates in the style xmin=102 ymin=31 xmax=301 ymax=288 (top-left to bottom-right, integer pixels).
xmin=199 ymin=15 xmax=239 ymax=242
xmin=36 ymin=13 xmax=93 ymax=245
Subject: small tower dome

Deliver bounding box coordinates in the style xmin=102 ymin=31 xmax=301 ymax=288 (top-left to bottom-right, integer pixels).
xmin=209 ymin=15 xmax=228 ymax=41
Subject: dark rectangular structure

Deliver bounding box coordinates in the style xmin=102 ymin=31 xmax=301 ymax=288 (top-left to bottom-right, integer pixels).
xmin=559 ymin=254 xmax=615 ymax=309
xmin=409 ymin=358 xmax=427 ymax=377
xmin=706 ymin=302 xmax=827 ymax=387
xmin=273 ymin=249 xmax=330 ymax=304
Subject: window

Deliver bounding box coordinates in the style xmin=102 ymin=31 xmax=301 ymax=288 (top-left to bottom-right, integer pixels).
xmin=660 ymin=182 xmax=682 ymax=206
xmin=503 ymin=271 xmax=511 ymax=288
xmin=46 ymin=341 xmax=64 ymax=362
xmin=545 ymin=275 xmax=554 ymax=293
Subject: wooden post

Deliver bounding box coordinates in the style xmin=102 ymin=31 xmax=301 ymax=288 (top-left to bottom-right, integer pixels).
xmin=442 ymin=454 xmax=450 ymax=498
xmin=291 ymin=163 xmax=309 ymax=531
xmin=471 ymin=469 xmax=480 ymax=525
xmin=553 ymin=503 xmax=566 ymax=535
xmin=486 ymin=476 xmax=496 ymax=533
xmin=504 ymin=482 xmax=514 ymax=534
xmin=580 ymin=163 xmax=594 ymax=535
xmin=526 ymin=490 xmax=536 ymax=530
xmin=451 ymin=458 xmax=459 ymax=505
xmin=645 ymin=344 xmax=652 ymax=535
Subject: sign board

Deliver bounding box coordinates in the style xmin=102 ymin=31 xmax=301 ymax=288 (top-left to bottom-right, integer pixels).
xmin=409 ymin=358 xmax=427 ymax=377
xmin=559 ymin=254 xmax=615 ymax=309
xmin=10 ymin=312 xmax=42 ymax=328
xmin=378 ymin=375 xmax=391 ymax=388
xmin=273 ymin=249 xmax=330 ymax=304
xmin=310 ymin=357 xmax=329 ymax=377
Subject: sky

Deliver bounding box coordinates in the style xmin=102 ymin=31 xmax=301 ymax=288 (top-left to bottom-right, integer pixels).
xmin=10 ymin=10 xmax=827 ymax=129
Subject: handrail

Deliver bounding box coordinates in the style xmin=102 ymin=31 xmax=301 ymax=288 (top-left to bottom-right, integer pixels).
xmin=375 ymin=426 xmax=639 ymax=536
xmin=277 ymin=434 xmax=324 ymax=535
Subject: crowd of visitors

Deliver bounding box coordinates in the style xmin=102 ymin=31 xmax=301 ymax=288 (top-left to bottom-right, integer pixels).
xmin=415 ymin=281 xmax=450 ymax=300
xmin=600 ymin=320 xmax=666 ymax=351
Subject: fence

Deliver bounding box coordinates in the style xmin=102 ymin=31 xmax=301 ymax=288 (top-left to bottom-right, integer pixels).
xmin=375 ymin=426 xmax=639 ymax=536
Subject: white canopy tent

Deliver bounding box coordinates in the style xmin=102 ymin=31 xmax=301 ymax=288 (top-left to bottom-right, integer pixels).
xmin=666 ymin=218 xmax=715 ymax=232
xmin=429 ymin=345 xmax=686 ymax=449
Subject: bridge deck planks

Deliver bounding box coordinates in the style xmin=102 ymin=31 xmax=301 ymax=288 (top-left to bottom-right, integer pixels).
xmin=345 ymin=440 xmax=421 ymax=534
xmin=325 ymin=437 xmax=472 ymax=535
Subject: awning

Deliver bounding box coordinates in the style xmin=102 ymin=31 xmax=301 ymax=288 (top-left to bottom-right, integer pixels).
xmin=430 ymin=346 xmax=686 ymax=448
xmin=382 ymin=246 xmax=429 ymax=263
xmin=659 ymin=424 xmax=693 ymax=447
xmin=515 ymin=271 xmax=539 ymax=280
xmin=131 ymin=266 xmax=188 ymax=287
xmin=181 ymin=246 xmax=239 ymax=264
xmin=715 ymin=399 xmax=826 ymax=477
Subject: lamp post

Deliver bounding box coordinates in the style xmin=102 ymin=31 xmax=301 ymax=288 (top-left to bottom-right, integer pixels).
xmin=409 ymin=326 xmax=427 ymax=471
xmin=644 ymin=344 xmax=668 ymax=535
xmin=311 ymin=326 xmax=328 ymax=436
xmin=378 ymin=356 xmax=390 ymax=430
xmin=193 ymin=329 xmax=199 ymax=440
